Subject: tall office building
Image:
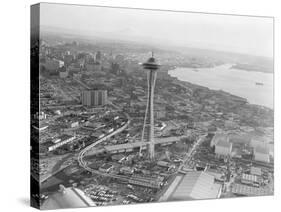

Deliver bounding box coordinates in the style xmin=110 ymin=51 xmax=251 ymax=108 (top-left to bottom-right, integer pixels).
xmin=95 ymin=51 xmax=102 ymax=61
xmin=81 ymin=89 xmax=107 ymax=106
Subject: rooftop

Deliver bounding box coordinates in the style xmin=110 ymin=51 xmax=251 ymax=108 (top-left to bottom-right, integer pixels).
xmin=255 ymin=145 xmax=269 ymax=154
xmin=100 ymin=163 xmax=114 ymax=170
xmin=159 ymin=171 xmax=221 ymax=201
xmin=250 ymin=167 xmax=262 ymax=176
xmin=211 ymin=133 xmax=228 ymax=146
xmin=41 ymin=187 xmax=95 ymax=210
xmin=232 ymin=183 xmax=272 ymax=196
xmin=241 ymin=173 xmax=258 ymax=182
xmin=216 ymin=140 xmax=232 ymax=148
xmin=58 ymin=134 xmax=75 ymax=141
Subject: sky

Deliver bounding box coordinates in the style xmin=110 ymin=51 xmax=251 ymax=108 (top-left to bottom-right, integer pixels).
xmin=40 ymin=3 xmax=274 ymax=58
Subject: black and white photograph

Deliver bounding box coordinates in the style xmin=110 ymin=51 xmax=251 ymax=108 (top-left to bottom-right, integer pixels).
xmin=29 ymin=2 xmax=274 ymax=210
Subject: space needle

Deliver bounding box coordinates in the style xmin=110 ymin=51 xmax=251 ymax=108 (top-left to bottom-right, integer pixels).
xmin=140 ymin=52 xmax=160 ymax=160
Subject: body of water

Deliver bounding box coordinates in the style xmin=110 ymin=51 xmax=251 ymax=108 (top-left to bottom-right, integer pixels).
xmin=168 ymin=64 xmax=273 ymax=109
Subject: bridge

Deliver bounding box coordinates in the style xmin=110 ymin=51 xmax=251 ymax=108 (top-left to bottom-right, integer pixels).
xmin=101 ymin=136 xmax=187 ymax=154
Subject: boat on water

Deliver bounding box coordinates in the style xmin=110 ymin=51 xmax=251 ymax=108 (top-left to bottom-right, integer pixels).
xmin=255 ymin=82 xmax=264 ymax=86
xmin=192 ymin=69 xmax=199 ymax=72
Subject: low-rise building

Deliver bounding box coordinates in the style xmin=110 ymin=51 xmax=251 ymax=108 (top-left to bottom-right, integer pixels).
xmin=59 ymin=71 xmax=68 ymax=78
xmin=254 ymin=145 xmax=270 ymax=163
xmin=157 ymin=161 xmax=176 ymax=170
xmin=155 ymin=110 xmax=166 ymax=119
xmin=231 ymin=183 xmax=272 ymax=196
xmin=120 ymin=166 xmax=134 ymax=175
xmin=111 ymin=154 xmax=125 ymax=162
xmin=48 ymin=135 xmax=76 ymax=152
xmin=128 ymin=175 xmax=164 ymax=189
xmin=68 ymin=121 xmax=79 ymax=128
xmin=98 ymin=164 xmax=114 ymax=173
xmin=215 ymin=140 xmax=232 ymax=156
xmin=241 ymin=173 xmax=259 ymax=185
xmin=250 ymin=167 xmax=262 ymax=176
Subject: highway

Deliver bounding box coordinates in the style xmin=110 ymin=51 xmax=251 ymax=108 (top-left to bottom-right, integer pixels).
xmin=101 ymin=136 xmax=186 ymax=153
xmin=77 ymin=122 xmax=187 ymax=182
xmin=77 ymin=116 xmax=133 ymax=181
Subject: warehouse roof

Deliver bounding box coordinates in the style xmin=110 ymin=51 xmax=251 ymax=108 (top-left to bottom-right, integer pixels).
xmin=159 ymin=171 xmax=221 ymax=201
xmin=255 ymin=145 xmax=269 ymax=154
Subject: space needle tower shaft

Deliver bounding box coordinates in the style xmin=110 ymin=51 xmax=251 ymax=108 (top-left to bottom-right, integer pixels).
xmin=140 ymin=53 xmax=160 ymax=160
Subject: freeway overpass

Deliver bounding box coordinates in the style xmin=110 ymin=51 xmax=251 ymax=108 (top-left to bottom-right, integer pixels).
xmin=101 ymin=136 xmax=187 ymax=154
xmin=81 ymin=136 xmax=187 ymax=157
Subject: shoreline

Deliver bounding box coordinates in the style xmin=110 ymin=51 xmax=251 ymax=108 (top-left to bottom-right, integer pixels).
xmin=167 ymin=66 xmax=273 ymax=111
xmin=230 ymin=64 xmax=274 ymax=74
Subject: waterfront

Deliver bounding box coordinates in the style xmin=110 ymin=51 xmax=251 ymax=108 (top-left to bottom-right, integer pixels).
xmin=169 ymin=64 xmax=274 ymax=109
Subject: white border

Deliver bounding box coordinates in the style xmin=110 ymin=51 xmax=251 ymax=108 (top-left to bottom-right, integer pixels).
xmin=0 ymin=0 xmax=279 ymax=211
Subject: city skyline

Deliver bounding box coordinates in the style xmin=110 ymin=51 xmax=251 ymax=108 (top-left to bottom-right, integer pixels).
xmin=40 ymin=3 xmax=274 ymax=58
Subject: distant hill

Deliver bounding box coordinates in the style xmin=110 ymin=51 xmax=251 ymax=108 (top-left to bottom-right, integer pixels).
xmin=40 ymin=26 xmax=273 ymax=74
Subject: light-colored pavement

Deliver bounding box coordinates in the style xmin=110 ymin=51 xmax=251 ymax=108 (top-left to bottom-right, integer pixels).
xmin=178 ymin=134 xmax=207 ymax=171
